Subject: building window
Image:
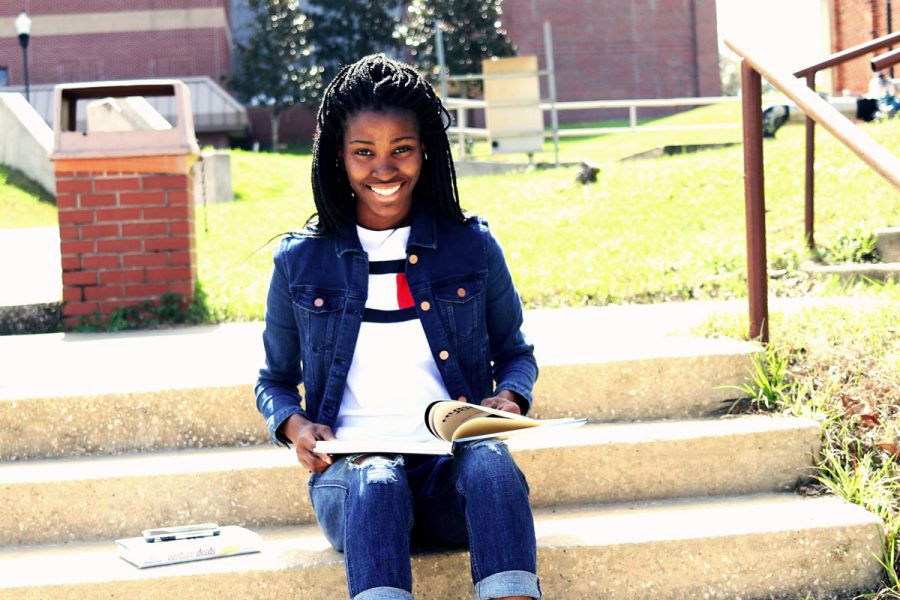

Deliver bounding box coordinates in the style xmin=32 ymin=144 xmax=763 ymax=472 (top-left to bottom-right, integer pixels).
xmin=0 ymin=67 xmax=8 ymax=88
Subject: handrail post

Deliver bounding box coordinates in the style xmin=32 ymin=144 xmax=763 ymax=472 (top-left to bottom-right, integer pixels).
xmin=804 ymin=72 xmax=816 ymax=250
xmin=741 ymin=61 xmax=770 ymax=343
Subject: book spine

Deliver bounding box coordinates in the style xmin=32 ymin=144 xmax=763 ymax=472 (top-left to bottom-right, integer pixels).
xmin=126 ymin=540 xmax=259 ymax=568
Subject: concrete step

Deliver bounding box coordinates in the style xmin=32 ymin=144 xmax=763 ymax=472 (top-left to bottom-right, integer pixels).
xmin=0 ymin=494 xmax=882 ymax=599
xmin=804 ymin=261 xmax=900 ymax=282
xmin=0 ymin=322 xmax=759 ymax=460
xmin=0 ymin=415 xmax=819 ymax=545
xmin=875 ymin=226 xmax=900 ymax=263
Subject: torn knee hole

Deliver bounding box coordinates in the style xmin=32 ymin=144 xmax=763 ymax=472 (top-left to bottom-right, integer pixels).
xmin=349 ymin=454 xmax=404 ymax=484
xmin=468 ymin=439 xmax=505 ymax=455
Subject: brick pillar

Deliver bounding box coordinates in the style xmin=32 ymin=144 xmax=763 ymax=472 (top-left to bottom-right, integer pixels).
xmin=54 ymin=159 xmax=196 ymax=327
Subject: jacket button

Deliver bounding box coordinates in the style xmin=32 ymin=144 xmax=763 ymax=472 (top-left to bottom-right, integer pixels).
xmin=420 ymin=301 xmax=431 ymax=311
xmin=457 ymin=395 xmax=467 ymax=402
xmin=457 ymin=287 xmax=466 ymax=298
xmin=439 ymin=350 xmax=449 ymax=360
xmin=408 ymin=254 xmax=418 ymax=265
xmin=314 ymin=298 xmax=324 ymax=307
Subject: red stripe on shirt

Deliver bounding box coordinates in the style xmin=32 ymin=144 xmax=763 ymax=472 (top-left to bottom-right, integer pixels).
xmin=396 ymin=274 xmax=414 ymax=309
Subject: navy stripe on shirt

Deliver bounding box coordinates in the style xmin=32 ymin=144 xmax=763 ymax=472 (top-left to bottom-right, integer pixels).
xmin=363 ymin=307 xmax=418 ymax=323
xmin=369 ymin=259 xmax=406 ymax=275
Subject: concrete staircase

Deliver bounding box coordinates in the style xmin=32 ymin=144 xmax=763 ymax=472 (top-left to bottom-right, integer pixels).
xmin=805 ymin=226 xmax=900 ymax=282
xmin=0 ymin=310 xmax=885 ymax=599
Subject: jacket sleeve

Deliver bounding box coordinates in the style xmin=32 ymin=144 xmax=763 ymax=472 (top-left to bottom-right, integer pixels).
xmin=483 ymin=226 xmax=538 ymax=414
xmin=254 ymin=238 xmax=308 ymax=446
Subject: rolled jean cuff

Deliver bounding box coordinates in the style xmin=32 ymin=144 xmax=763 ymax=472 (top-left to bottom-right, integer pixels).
xmin=352 ymin=586 xmax=414 ymax=600
xmin=475 ymin=570 xmax=541 ymax=600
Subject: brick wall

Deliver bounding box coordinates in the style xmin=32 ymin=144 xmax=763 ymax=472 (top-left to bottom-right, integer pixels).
xmin=831 ymin=0 xmax=891 ymax=93
xmin=502 ymin=0 xmax=721 ymax=124
xmin=0 ymin=30 xmax=231 ymax=87
xmin=0 ymin=1 xmax=228 ymax=15
xmin=0 ymin=1 xmax=232 ymax=86
xmin=55 ymin=168 xmax=196 ymax=326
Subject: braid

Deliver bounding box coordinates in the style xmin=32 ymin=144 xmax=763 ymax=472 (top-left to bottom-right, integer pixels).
xmin=310 ymin=54 xmax=464 ymax=234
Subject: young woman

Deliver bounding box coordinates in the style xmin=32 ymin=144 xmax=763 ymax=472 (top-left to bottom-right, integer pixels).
xmin=255 ymin=54 xmax=540 ymax=600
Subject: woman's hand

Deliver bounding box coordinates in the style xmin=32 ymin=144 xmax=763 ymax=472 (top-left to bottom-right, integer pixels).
xmin=480 ymin=390 xmax=523 ymax=415
xmin=282 ymin=414 xmax=336 ymax=473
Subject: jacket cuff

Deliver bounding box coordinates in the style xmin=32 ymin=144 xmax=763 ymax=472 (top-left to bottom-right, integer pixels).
xmin=494 ymin=383 xmax=534 ymax=416
xmin=268 ymin=406 xmax=308 ymax=447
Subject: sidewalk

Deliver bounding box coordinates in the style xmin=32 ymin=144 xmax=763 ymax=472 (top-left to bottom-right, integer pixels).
xmin=0 ymin=227 xmax=60 ymax=307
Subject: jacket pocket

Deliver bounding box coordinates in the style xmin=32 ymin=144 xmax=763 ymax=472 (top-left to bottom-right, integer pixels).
xmin=290 ymin=287 xmax=345 ymax=352
xmin=433 ymin=278 xmax=484 ymax=340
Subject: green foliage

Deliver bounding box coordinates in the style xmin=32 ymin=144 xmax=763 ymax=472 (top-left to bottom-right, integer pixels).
xmin=819 ymin=228 xmax=882 ymax=264
xmin=818 ymin=444 xmax=897 ymax=519
xmin=71 ymin=291 xmax=210 ymax=332
xmin=400 ymin=0 xmax=516 ymax=81
xmin=227 ymin=0 xmax=320 ymax=112
xmin=731 ymin=346 xmax=792 ymax=412
xmin=305 ymin=0 xmax=403 ymax=85
xmin=225 ymin=0 xmax=321 ymax=150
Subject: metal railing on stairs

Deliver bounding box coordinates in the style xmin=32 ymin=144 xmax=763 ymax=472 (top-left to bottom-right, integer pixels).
xmin=725 ymin=35 xmax=900 ymax=343
xmin=792 ymin=31 xmax=900 ymax=250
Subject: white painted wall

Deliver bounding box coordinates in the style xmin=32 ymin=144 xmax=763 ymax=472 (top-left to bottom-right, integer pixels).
xmin=717 ymin=0 xmax=833 ymax=92
xmin=0 ymin=93 xmax=54 ymax=196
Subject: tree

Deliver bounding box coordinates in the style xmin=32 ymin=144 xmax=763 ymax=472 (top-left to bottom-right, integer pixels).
xmin=400 ymin=0 xmax=517 ymax=83
xmin=226 ymin=0 xmax=320 ymax=151
xmin=304 ymin=0 xmax=404 ymax=85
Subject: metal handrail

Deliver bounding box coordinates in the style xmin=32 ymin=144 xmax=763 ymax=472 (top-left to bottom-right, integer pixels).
xmin=726 ymin=34 xmax=900 ymax=342
xmin=792 ymin=31 xmax=900 ymax=249
xmin=872 ymin=48 xmax=900 ymax=72
xmin=793 ymin=31 xmax=900 ymax=78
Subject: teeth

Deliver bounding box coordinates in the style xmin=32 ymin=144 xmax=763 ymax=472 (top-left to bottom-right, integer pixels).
xmin=369 ymin=184 xmax=401 ymax=196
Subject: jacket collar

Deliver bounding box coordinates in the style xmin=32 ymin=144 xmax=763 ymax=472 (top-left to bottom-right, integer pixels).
xmin=335 ymin=201 xmax=438 ymax=257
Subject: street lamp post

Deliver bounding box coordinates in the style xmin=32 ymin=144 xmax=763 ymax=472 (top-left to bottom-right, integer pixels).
xmin=15 ymin=11 xmax=32 ymax=103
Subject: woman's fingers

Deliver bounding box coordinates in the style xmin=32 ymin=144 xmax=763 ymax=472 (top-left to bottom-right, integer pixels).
xmin=480 ymin=396 xmax=521 ymax=415
xmin=295 ymin=423 xmax=335 ymax=471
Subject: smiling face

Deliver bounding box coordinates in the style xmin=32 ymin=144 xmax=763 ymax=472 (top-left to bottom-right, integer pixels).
xmin=341 ymin=109 xmax=423 ymax=230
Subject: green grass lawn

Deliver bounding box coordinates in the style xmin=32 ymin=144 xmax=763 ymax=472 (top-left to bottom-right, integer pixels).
xmin=195 ymin=108 xmax=899 ymax=320
xmin=0 ymin=166 xmax=57 ymax=228
xmin=3 ymin=103 xmax=899 ymax=321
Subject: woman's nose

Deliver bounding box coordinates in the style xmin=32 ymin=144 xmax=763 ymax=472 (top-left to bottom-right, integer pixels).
xmin=372 ymin=157 xmax=397 ymax=179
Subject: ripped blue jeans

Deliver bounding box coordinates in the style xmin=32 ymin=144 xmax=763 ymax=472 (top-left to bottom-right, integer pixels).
xmin=308 ymin=440 xmax=540 ymax=600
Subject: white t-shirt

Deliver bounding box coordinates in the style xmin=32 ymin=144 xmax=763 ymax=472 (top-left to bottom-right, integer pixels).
xmin=333 ymin=225 xmax=450 ymax=443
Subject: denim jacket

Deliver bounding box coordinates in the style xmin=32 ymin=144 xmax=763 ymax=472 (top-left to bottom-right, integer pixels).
xmin=254 ymin=204 xmax=538 ymax=446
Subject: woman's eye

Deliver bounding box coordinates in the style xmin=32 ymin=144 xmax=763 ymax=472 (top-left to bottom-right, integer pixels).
xmin=353 ymin=149 xmax=373 ymax=156
xmin=394 ymin=146 xmax=413 ymax=154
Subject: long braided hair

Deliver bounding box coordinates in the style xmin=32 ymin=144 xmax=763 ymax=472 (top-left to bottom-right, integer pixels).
xmin=310 ymin=54 xmax=465 ymax=233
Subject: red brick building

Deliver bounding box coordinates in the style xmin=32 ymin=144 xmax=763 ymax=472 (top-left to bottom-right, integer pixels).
xmin=0 ymin=1 xmax=243 ymax=145
xmin=504 ymin=0 xmax=721 ymax=122
xmin=0 ymin=1 xmax=231 ymax=86
xmin=830 ymin=0 xmax=896 ymax=93
xmin=1 ymin=0 xmax=720 ymax=144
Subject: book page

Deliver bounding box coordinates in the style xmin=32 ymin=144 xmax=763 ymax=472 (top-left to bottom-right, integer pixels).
xmin=313 ymin=438 xmax=452 ymax=455
xmin=426 ymin=400 xmax=534 ymax=442
xmin=450 ymin=416 xmax=540 ymax=441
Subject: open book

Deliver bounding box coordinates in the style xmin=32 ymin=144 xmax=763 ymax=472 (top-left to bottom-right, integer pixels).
xmin=313 ymin=400 xmax=586 ymax=455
